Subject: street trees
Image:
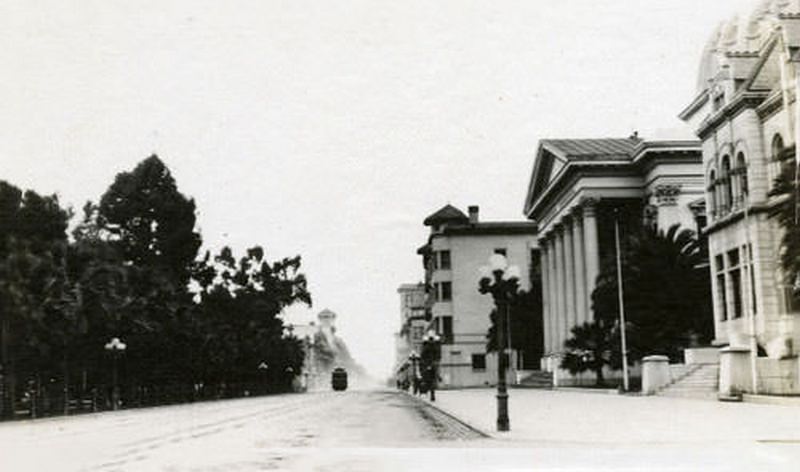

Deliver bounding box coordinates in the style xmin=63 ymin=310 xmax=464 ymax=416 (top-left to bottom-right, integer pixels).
xmin=0 ymin=182 xmax=71 ymax=418
xmin=0 ymin=155 xmax=313 ymax=417
xmin=192 ymin=246 xmax=311 ymax=394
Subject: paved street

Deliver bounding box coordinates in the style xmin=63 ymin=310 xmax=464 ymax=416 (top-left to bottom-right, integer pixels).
xmin=2 ymin=387 xmax=800 ymax=471
xmin=0 ymin=389 xmax=489 ymax=472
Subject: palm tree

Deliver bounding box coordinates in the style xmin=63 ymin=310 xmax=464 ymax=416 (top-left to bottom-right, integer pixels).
xmin=561 ymin=320 xmax=618 ymax=386
xmin=590 ymin=223 xmax=713 ymax=363
xmin=768 ymin=155 xmax=800 ymax=297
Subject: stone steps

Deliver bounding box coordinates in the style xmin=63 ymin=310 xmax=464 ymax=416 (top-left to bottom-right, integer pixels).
xmin=659 ymin=364 xmax=719 ymax=400
xmin=518 ymin=371 xmax=553 ymax=389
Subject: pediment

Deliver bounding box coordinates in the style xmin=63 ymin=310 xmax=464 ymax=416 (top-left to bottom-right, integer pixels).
xmin=523 ymin=146 xmax=565 ymax=216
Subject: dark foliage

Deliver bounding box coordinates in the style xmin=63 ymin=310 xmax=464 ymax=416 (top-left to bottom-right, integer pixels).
xmin=561 ymin=320 xmax=619 ymax=386
xmin=0 ymin=156 xmax=311 ymax=419
xmin=486 ymin=288 xmax=544 ymax=367
xmin=768 ymin=153 xmax=800 ymax=297
xmin=588 ymin=223 xmax=713 ymax=363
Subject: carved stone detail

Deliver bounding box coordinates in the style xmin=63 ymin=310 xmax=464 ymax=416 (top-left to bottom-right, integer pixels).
xmin=653 ymin=184 xmax=681 ymax=206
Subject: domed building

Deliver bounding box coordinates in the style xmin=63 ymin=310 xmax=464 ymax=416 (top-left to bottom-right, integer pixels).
xmin=680 ymin=0 xmax=800 ymax=395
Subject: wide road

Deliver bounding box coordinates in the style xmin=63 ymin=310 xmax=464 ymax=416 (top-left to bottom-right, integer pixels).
xmin=5 ymin=388 xmax=798 ymax=471
xmin=0 ymin=389 xmax=496 ymax=471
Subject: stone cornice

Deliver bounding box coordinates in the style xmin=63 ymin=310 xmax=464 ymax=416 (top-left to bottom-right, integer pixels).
xmin=679 ymin=90 xmax=710 ymax=121
xmin=696 ymin=92 xmax=769 ymax=139
xmin=703 ymin=202 xmax=775 ymax=235
xmin=526 ymin=164 xmax=635 ymax=223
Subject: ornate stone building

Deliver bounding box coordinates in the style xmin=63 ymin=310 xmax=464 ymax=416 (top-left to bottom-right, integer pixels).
xmin=680 ymin=0 xmax=800 ymax=394
xmin=523 ymin=138 xmax=704 ymax=382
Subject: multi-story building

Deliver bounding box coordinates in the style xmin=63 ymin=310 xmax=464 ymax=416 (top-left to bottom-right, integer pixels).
xmin=522 ymin=137 xmax=705 ymax=382
xmin=394 ymin=283 xmax=427 ymax=373
xmin=417 ymin=204 xmax=538 ymax=387
xmin=679 ymin=0 xmax=800 ymax=394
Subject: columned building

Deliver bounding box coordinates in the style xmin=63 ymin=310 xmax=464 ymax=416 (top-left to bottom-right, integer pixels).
xmin=523 ymin=138 xmax=704 ymax=379
xmin=680 ymin=0 xmax=800 ymax=394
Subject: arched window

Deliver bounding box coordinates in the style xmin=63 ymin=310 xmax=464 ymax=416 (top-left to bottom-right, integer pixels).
xmin=707 ymin=170 xmax=717 ymax=219
xmin=736 ymin=152 xmax=748 ymax=202
xmin=770 ymin=134 xmax=784 ymax=190
xmin=721 ymin=155 xmax=732 ymax=213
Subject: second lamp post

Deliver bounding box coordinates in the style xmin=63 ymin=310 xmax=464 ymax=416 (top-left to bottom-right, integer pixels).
xmin=104 ymin=337 xmax=127 ymax=411
xmin=420 ymin=330 xmax=441 ymax=402
xmin=478 ymin=253 xmax=520 ymax=432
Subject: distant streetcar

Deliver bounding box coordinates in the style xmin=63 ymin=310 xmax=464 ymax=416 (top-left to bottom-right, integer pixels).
xmin=331 ymin=367 xmax=348 ymax=391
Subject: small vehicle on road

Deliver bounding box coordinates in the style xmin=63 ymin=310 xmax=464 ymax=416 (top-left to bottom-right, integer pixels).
xmin=331 ymin=367 xmax=348 ymax=391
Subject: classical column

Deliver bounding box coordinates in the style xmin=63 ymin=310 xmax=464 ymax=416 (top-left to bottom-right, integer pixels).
xmin=582 ymin=199 xmax=600 ymax=321
xmin=563 ymin=218 xmax=576 ymax=338
xmin=572 ymin=208 xmax=587 ymax=326
xmin=539 ymin=239 xmax=551 ymax=354
xmin=548 ymin=234 xmax=559 ymax=355
xmin=555 ymin=225 xmax=567 ymax=352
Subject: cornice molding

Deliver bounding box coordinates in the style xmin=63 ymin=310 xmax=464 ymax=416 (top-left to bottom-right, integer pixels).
xmin=696 ymin=92 xmax=769 ymax=139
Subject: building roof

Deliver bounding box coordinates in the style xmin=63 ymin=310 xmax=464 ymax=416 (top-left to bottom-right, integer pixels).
xmin=423 ymin=204 xmax=469 ymax=226
xmin=540 ymin=138 xmax=642 ymax=161
xmin=523 ymin=138 xmax=701 ymax=220
xmin=397 ymin=282 xmax=425 ymax=292
xmin=441 ymin=221 xmax=536 ymax=236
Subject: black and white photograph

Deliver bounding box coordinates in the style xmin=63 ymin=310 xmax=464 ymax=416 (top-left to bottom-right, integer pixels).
xmin=2 ymin=0 xmax=800 ymax=470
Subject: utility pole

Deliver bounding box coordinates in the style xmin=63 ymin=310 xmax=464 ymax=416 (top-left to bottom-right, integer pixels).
xmin=614 ymin=209 xmax=630 ymax=392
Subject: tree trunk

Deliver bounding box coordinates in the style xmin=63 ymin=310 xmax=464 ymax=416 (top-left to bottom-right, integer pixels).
xmin=594 ymin=366 xmax=605 ymax=387
xmin=62 ymin=350 xmax=69 ymax=416
xmin=1 ymin=315 xmax=16 ymax=420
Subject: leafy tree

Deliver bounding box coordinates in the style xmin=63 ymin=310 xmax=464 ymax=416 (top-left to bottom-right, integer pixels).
xmin=192 ymin=246 xmax=311 ymax=393
xmin=98 ymin=155 xmax=201 ymax=286
xmin=0 ymin=182 xmax=70 ymax=418
xmin=590 ymin=223 xmax=712 ymax=363
xmin=486 ymin=288 xmax=544 ymax=368
xmin=0 ymin=156 xmax=316 ymax=416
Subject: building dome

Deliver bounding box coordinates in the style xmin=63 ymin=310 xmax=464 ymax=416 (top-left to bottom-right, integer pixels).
xmin=696 ymin=0 xmax=800 ymax=94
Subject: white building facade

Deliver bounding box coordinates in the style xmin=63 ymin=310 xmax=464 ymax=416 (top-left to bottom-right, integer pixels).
xmin=680 ymin=0 xmax=800 ymax=394
xmin=523 ymin=138 xmax=705 ymax=382
xmin=418 ymin=204 xmax=539 ymax=388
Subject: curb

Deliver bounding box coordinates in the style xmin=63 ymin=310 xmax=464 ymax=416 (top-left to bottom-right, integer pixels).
xmin=742 ymin=394 xmax=800 ymax=406
xmin=403 ymin=392 xmax=492 ymax=439
xmin=550 ymin=387 xmax=622 ymax=395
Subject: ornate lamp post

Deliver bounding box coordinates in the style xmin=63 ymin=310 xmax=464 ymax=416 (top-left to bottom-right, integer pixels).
xmin=104 ymin=337 xmax=127 ymax=411
xmin=408 ymin=351 xmax=420 ymax=395
xmin=421 ymin=330 xmax=441 ymax=401
xmin=479 ymin=253 xmax=520 ymax=432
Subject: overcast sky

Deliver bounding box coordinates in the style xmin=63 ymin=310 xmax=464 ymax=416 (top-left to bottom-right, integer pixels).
xmin=1 ymin=0 xmax=758 ymax=377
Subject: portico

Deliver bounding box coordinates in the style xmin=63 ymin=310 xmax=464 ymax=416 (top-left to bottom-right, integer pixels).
xmin=523 ymin=138 xmax=704 ymax=378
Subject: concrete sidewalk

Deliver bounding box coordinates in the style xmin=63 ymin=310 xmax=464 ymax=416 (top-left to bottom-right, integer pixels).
xmin=421 ymin=388 xmax=800 ymax=446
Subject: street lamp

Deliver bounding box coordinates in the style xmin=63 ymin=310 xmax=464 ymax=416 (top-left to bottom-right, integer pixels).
xmin=258 ymin=362 xmax=269 ymax=394
xmin=421 ymin=330 xmax=441 ymax=402
xmin=408 ymin=351 xmax=420 ymax=395
xmin=104 ymin=337 xmax=127 ymax=411
xmin=479 ymin=253 xmax=520 ymax=432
